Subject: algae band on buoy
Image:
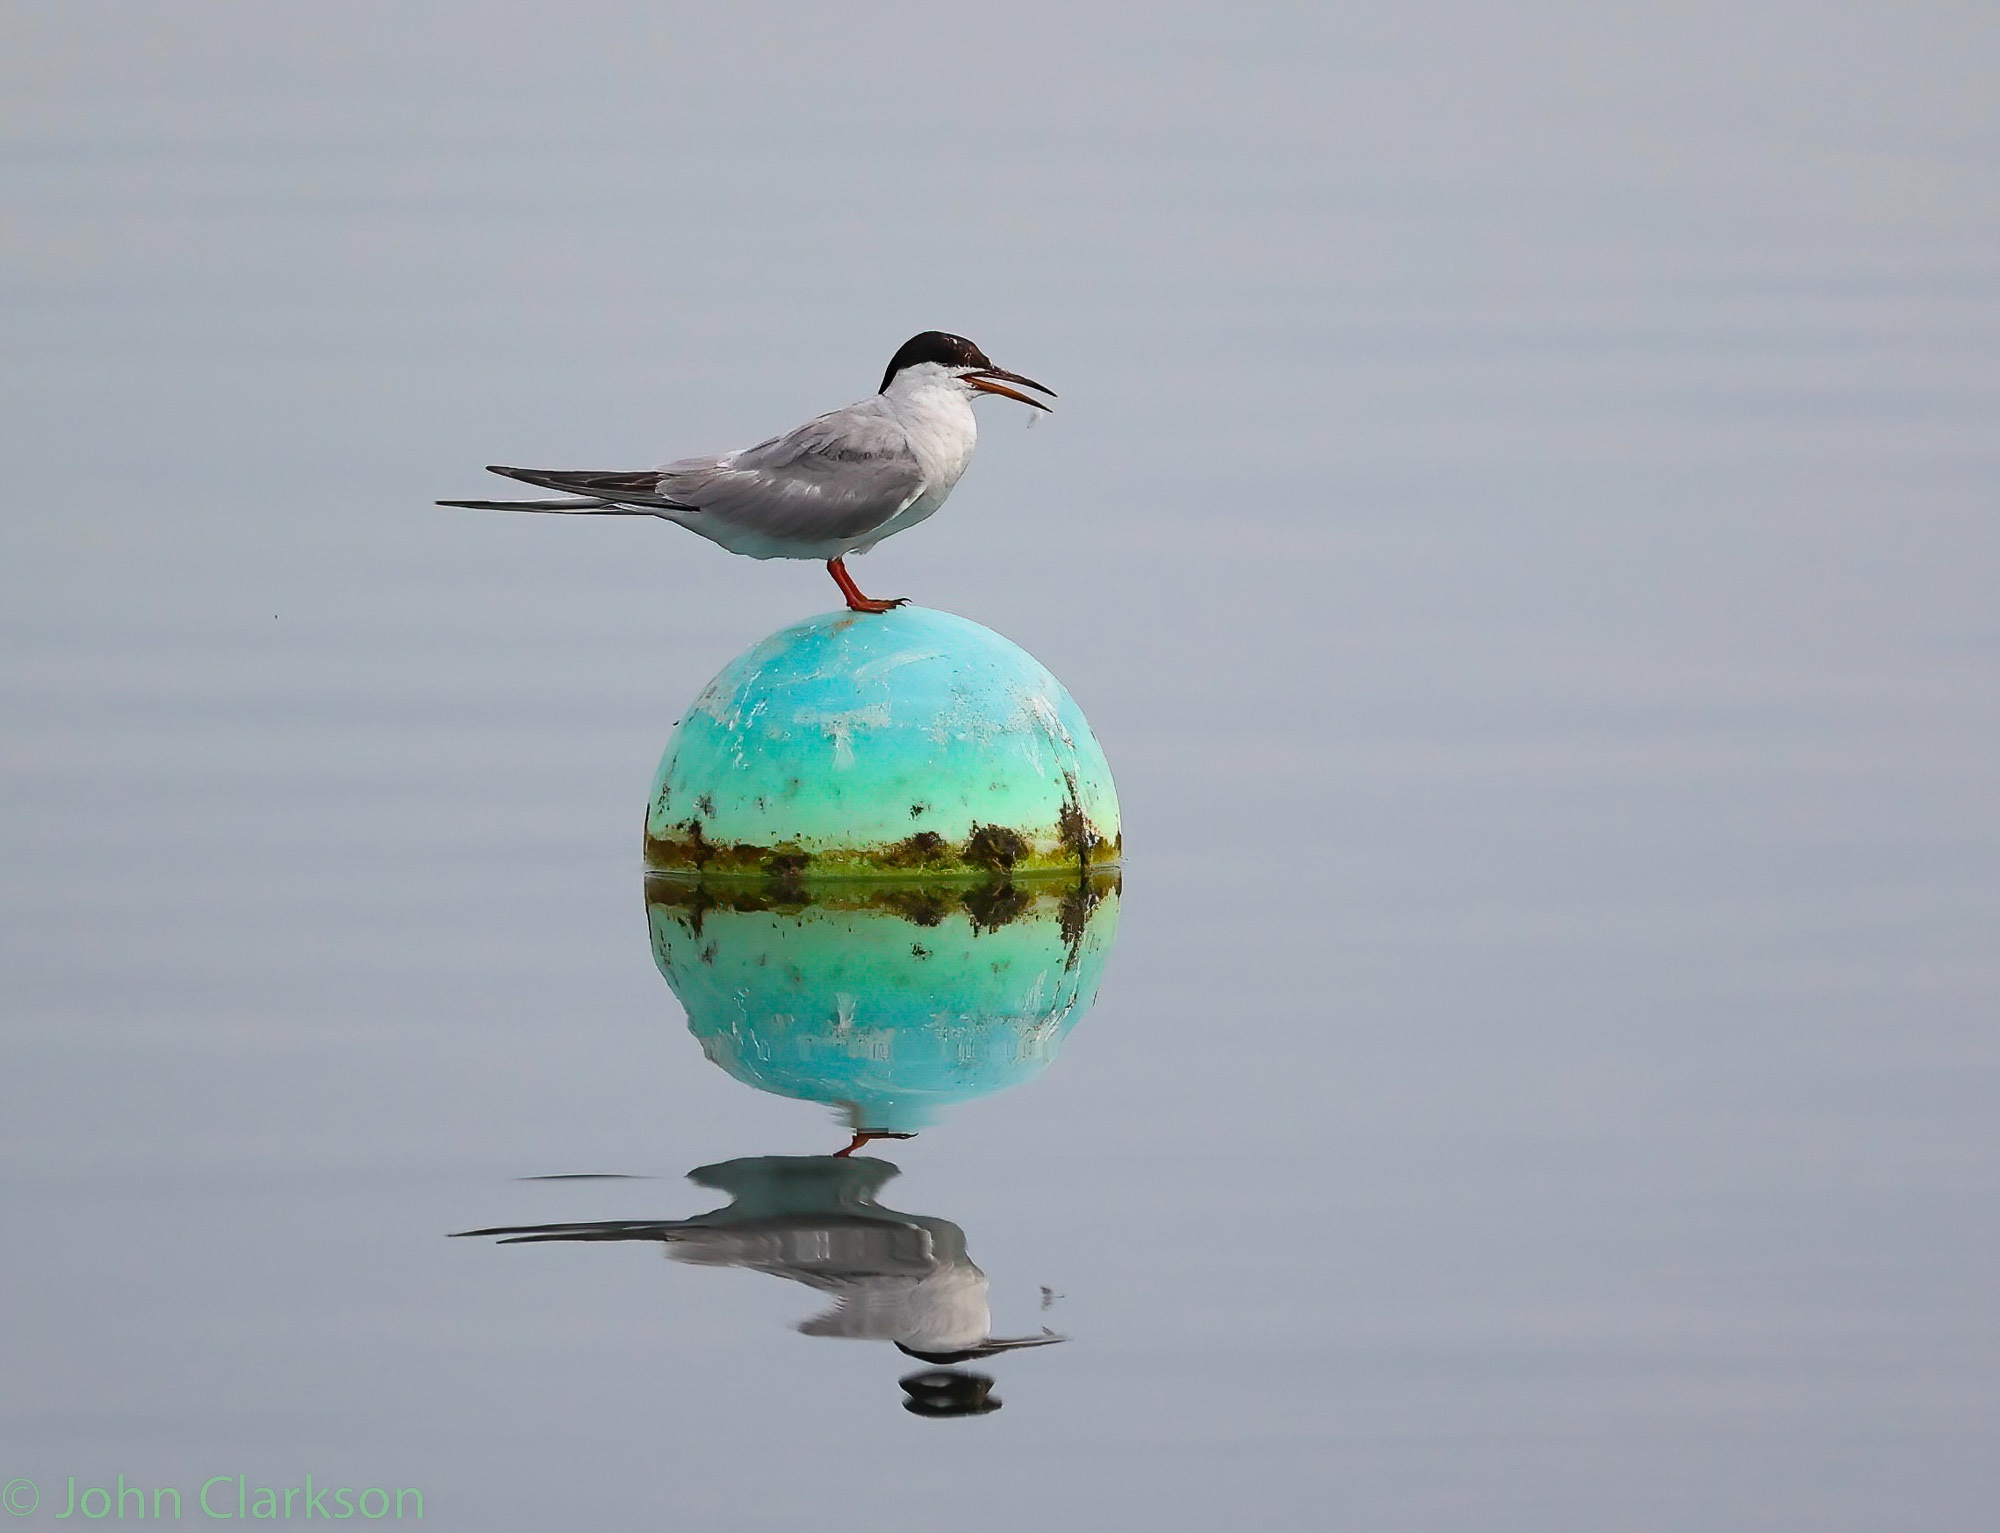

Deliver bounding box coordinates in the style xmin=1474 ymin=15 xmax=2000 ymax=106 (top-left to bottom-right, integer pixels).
xmin=644 ymin=607 xmax=1119 ymax=878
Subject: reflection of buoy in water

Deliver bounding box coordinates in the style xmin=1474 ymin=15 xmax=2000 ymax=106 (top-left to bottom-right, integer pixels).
xmin=644 ymin=607 xmax=1119 ymax=879
xmin=647 ymin=872 xmax=1120 ymax=1135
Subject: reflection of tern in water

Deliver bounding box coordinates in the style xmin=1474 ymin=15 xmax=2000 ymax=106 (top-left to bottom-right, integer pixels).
xmin=455 ymin=1155 xmax=1064 ymax=1364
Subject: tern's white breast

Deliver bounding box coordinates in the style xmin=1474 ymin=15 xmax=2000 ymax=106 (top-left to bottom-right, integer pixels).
xmin=887 ymin=377 xmax=977 ymax=489
xmin=859 ymin=373 xmax=978 ymax=550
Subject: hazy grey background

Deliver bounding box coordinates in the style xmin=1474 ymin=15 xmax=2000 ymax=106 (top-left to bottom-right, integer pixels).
xmin=4 ymin=3 xmax=1997 ymax=1528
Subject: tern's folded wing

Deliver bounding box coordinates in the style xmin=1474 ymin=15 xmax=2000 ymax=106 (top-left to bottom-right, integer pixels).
xmin=660 ymin=405 xmax=926 ymax=544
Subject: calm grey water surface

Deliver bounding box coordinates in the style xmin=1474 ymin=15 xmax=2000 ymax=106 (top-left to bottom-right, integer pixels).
xmin=5 ymin=5 xmax=1998 ymax=1528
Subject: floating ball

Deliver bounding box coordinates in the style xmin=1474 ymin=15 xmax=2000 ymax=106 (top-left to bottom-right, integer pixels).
xmin=644 ymin=608 xmax=1120 ymax=877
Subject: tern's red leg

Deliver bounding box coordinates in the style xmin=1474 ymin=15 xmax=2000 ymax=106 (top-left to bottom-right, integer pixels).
xmin=827 ymin=557 xmax=907 ymax=614
xmin=834 ymin=1130 xmax=917 ymax=1158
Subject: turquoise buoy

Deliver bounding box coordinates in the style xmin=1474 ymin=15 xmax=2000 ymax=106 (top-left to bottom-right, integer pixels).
xmin=644 ymin=608 xmax=1119 ymax=877
xmin=647 ymin=873 xmax=1120 ymax=1134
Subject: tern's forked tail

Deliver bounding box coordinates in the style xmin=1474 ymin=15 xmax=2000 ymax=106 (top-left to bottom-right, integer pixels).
xmin=434 ymin=496 xmax=643 ymax=513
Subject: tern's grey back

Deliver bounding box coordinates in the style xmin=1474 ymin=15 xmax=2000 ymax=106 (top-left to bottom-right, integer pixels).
xmin=654 ymin=398 xmax=927 ymax=557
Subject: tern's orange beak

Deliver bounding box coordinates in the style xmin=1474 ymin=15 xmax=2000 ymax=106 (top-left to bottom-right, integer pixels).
xmin=968 ymin=367 xmax=1056 ymax=411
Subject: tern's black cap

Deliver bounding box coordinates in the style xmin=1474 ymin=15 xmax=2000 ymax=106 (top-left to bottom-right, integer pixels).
xmin=899 ymin=1369 xmax=1001 ymax=1418
xmin=880 ymin=332 xmax=991 ymax=391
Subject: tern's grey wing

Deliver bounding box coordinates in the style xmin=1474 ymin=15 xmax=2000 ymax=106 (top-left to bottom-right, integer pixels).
xmin=660 ymin=403 xmax=925 ymax=544
xmin=659 ymin=1218 xmax=937 ymax=1281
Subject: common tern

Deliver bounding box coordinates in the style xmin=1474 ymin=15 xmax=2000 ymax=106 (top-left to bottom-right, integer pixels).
xmin=438 ymin=331 xmax=1054 ymax=612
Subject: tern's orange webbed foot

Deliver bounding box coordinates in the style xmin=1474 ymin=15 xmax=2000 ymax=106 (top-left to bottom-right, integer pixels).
xmin=835 ymin=1130 xmax=917 ymax=1157
xmin=827 ymin=557 xmax=906 ymax=614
